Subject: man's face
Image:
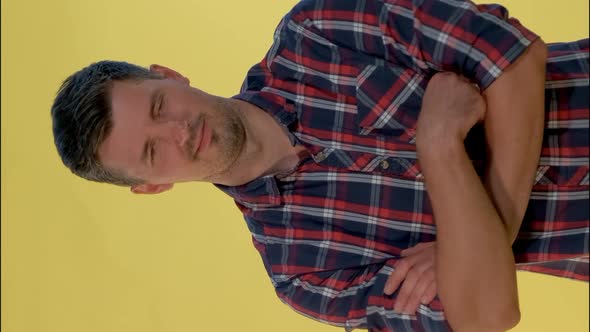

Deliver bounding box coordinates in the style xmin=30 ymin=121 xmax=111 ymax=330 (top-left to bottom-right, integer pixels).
xmin=97 ymin=65 xmax=245 ymax=193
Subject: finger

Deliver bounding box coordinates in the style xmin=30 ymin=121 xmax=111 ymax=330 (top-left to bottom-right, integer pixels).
xmin=458 ymin=75 xmax=476 ymax=86
xmin=430 ymin=71 xmax=456 ymax=85
xmin=383 ymin=271 xmax=405 ymax=296
xmin=439 ymin=71 xmax=457 ymax=78
xmin=396 ymin=254 xmax=435 ymax=312
xmin=384 ymin=260 xmax=410 ymax=295
xmin=392 ymin=245 xmax=435 ymax=301
xmin=455 ymin=74 xmax=481 ymax=92
xmin=393 ymin=259 xmax=429 ymax=312
xmin=393 ymin=277 xmax=418 ymax=313
xmin=402 ymin=269 xmax=435 ymax=315
xmin=458 ymin=75 xmax=470 ymax=83
xmin=421 ymin=280 xmax=438 ymax=305
xmin=400 ymin=242 xmax=424 ymax=257
xmin=400 ymin=246 xmax=418 ymax=257
xmin=401 ymin=241 xmax=435 ymax=257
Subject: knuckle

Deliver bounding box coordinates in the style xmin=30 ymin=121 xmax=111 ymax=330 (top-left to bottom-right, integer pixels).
xmin=418 ymin=282 xmax=431 ymax=295
xmin=406 ymin=295 xmax=419 ymax=305
xmin=416 ymin=277 xmax=430 ymax=289
xmin=396 ymin=259 xmax=409 ymax=270
xmin=442 ymin=72 xmax=458 ymax=80
xmin=398 ymin=284 xmax=412 ymax=296
xmin=406 ymin=269 xmax=419 ymax=280
xmin=426 ymin=287 xmax=437 ymax=298
xmin=418 ymin=259 xmax=433 ymax=270
xmin=397 ymin=288 xmax=408 ymax=298
xmin=386 ymin=271 xmax=398 ymax=281
xmin=386 ymin=278 xmax=399 ymax=290
xmin=410 ymin=297 xmax=422 ymax=308
xmin=405 ymin=302 xmax=418 ymax=313
xmin=430 ymin=72 xmax=447 ymax=83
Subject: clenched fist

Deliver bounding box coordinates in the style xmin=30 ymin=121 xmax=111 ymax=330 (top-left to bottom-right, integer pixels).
xmin=416 ymin=72 xmax=486 ymax=150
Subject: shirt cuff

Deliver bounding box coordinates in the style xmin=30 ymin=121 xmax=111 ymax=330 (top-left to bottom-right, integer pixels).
xmin=469 ymin=15 xmax=540 ymax=89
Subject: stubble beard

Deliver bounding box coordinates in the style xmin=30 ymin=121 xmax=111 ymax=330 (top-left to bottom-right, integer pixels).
xmin=201 ymin=99 xmax=246 ymax=182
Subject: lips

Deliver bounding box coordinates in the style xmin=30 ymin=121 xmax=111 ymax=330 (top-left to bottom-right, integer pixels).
xmin=191 ymin=121 xmax=204 ymax=157
xmin=192 ymin=119 xmax=210 ymax=157
xmin=199 ymin=121 xmax=211 ymax=154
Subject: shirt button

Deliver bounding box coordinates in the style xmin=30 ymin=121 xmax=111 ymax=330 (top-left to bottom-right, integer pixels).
xmin=315 ymin=151 xmax=326 ymax=162
xmin=380 ymin=160 xmax=390 ymax=170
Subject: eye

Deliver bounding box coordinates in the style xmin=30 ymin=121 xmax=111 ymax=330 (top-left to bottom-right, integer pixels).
xmin=150 ymin=141 xmax=156 ymax=165
xmin=156 ymin=94 xmax=165 ymax=117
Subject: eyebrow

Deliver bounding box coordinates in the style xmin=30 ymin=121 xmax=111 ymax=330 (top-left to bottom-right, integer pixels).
xmin=141 ymin=88 xmax=161 ymax=166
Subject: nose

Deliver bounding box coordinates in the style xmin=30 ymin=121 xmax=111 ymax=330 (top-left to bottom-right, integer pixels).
xmin=155 ymin=120 xmax=190 ymax=147
xmin=173 ymin=121 xmax=190 ymax=147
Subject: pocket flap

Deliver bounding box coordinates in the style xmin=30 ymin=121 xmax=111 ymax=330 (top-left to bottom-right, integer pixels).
xmin=355 ymin=62 xmax=426 ymax=142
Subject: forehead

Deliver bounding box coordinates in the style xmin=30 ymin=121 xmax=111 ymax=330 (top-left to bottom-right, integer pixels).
xmin=97 ymin=79 xmax=154 ymax=176
xmin=110 ymin=79 xmax=152 ymax=108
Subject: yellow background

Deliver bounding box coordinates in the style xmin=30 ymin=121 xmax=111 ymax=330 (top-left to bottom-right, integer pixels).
xmin=1 ymin=0 xmax=588 ymax=331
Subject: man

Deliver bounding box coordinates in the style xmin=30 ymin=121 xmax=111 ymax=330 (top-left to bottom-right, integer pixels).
xmin=51 ymin=0 xmax=589 ymax=331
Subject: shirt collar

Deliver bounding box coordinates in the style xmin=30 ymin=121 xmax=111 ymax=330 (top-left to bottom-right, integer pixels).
xmin=215 ymin=175 xmax=281 ymax=208
xmin=214 ymin=91 xmax=297 ymax=207
xmin=232 ymin=90 xmax=297 ymax=129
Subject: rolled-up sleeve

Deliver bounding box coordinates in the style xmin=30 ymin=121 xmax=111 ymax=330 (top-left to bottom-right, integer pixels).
xmin=273 ymin=261 xmax=453 ymax=331
xmin=289 ymin=0 xmax=539 ymax=89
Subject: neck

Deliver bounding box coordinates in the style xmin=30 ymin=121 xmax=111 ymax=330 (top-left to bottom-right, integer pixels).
xmin=212 ymin=98 xmax=304 ymax=186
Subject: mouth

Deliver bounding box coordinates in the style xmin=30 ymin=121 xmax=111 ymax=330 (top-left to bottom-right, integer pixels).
xmin=192 ymin=118 xmax=210 ymax=158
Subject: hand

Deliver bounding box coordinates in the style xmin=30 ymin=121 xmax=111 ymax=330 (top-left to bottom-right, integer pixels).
xmin=416 ymin=72 xmax=486 ymax=150
xmin=383 ymin=242 xmax=438 ymax=315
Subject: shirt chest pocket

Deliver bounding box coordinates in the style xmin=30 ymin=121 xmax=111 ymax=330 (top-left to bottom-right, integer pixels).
xmin=355 ymin=62 xmax=427 ymax=143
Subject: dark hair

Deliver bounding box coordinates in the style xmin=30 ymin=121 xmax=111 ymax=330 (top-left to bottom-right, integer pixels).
xmin=51 ymin=60 xmax=161 ymax=186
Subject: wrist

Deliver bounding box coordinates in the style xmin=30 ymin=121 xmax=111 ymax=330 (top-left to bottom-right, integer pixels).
xmin=416 ymin=133 xmax=464 ymax=161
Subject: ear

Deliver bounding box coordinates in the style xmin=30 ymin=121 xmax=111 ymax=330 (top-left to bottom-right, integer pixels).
xmin=149 ymin=64 xmax=190 ymax=85
xmin=130 ymin=183 xmax=174 ymax=195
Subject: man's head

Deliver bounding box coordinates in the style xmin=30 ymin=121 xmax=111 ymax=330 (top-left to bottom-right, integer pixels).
xmin=51 ymin=61 xmax=246 ymax=193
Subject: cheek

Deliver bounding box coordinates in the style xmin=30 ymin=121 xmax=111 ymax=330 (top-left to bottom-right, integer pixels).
xmin=154 ymin=146 xmax=186 ymax=173
xmin=170 ymin=92 xmax=198 ymax=117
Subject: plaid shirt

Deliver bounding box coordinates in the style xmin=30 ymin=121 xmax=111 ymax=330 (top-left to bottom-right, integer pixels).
xmin=216 ymin=0 xmax=590 ymax=330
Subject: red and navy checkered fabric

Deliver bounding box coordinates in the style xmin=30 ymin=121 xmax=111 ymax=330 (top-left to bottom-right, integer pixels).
xmin=216 ymin=0 xmax=589 ymax=330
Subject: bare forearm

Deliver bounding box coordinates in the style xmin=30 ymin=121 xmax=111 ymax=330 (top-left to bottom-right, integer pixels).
xmin=418 ymin=142 xmax=520 ymax=331
xmin=482 ymin=39 xmax=548 ymax=244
